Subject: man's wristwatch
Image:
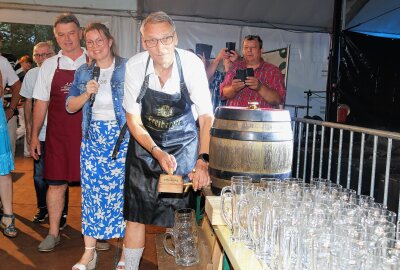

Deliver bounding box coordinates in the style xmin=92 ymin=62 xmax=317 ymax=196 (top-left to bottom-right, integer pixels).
xmin=197 ymin=153 xmax=209 ymax=163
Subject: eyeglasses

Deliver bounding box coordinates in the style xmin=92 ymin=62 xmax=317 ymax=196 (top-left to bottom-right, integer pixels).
xmin=86 ymin=38 xmax=105 ymax=48
xmin=143 ymin=33 xmax=175 ymax=48
xmin=33 ymin=53 xmax=53 ymax=58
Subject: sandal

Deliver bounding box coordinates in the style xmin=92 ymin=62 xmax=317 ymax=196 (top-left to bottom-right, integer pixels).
xmin=1 ymin=213 xmax=18 ymax=238
xmin=116 ymin=261 xmax=125 ymax=270
xmin=72 ymin=247 xmax=97 ymax=270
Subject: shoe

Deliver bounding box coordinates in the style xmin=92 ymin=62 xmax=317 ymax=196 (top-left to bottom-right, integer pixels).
xmin=33 ymin=208 xmax=48 ymax=223
xmin=1 ymin=214 xmax=18 ymax=238
xmin=72 ymin=248 xmax=97 ymax=270
xmin=95 ymin=240 xmax=110 ymax=251
xmin=59 ymin=214 xmax=67 ymax=230
xmin=38 ymin=234 xmax=60 ymax=252
xmin=115 ymin=261 xmax=125 ymax=270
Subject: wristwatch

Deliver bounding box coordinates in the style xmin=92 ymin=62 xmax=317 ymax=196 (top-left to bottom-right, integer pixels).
xmin=197 ymin=153 xmax=209 ymax=163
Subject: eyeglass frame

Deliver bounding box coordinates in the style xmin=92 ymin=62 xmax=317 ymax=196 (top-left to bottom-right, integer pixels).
xmin=33 ymin=53 xmax=53 ymax=58
xmin=86 ymin=38 xmax=106 ymax=48
xmin=143 ymin=32 xmax=175 ymax=48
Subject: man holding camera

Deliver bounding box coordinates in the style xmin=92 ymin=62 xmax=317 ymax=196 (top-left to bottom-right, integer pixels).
xmin=220 ymin=35 xmax=286 ymax=108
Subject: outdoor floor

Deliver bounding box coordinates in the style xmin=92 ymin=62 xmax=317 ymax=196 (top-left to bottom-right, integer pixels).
xmin=0 ymin=139 xmax=161 ymax=270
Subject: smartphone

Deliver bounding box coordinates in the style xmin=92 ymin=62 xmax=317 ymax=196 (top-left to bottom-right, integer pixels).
xmin=235 ymin=69 xmax=246 ymax=82
xmin=246 ymin=68 xmax=254 ymax=77
xmin=226 ymin=42 xmax=236 ymax=53
xmin=195 ymin=43 xmax=213 ymax=59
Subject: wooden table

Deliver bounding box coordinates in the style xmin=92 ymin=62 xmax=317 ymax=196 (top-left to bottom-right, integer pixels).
xmin=213 ymin=225 xmax=268 ymax=270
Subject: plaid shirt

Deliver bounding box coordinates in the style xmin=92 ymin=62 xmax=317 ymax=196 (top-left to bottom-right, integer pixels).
xmin=220 ymin=59 xmax=286 ymax=108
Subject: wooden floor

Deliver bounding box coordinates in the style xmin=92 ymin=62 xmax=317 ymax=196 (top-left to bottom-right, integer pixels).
xmin=0 ymin=140 xmax=162 ymax=270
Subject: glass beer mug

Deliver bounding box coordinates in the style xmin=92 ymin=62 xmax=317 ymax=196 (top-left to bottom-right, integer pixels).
xmin=220 ymin=176 xmax=253 ymax=242
xmin=163 ymin=208 xmax=200 ymax=266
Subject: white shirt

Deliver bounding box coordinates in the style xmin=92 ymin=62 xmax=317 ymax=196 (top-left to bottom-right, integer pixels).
xmin=33 ymin=48 xmax=87 ymax=101
xmin=0 ymin=55 xmax=19 ymax=102
xmin=20 ymin=67 xmax=47 ymax=141
xmin=123 ymin=48 xmax=213 ymax=117
xmin=92 ymin=62 xmax=116 ymax=121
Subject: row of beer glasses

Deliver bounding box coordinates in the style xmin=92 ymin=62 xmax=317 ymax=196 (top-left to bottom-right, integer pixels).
xmin=220 ymin=176 xmax=400 ymax=269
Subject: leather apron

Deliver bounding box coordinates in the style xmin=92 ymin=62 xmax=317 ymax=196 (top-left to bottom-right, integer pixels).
xmin=124 ymin=51 xmax=198 ymax=227
xmin=43 ymin=57 xmax=82 ymax=182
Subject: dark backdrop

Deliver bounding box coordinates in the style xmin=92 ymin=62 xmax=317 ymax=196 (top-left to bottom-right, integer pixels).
xmin=338 ymin=31 xmax=400 ymax=132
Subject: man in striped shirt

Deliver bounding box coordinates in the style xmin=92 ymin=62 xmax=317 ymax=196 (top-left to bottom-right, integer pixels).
xmin=220 ymin=35 xmax=286 ymax=108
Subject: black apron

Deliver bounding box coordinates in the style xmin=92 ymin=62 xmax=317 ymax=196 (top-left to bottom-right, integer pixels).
xmin=124 ymin=51 xmax=198 ymax=227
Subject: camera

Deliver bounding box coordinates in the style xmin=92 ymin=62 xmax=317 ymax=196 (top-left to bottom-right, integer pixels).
xmin=226 ymin=42 xmax=235 ymax=53
xmin=235 ymin=68 xmax=254 ymax=82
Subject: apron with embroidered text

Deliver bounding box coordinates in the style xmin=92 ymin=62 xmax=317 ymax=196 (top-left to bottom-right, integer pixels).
xmin=124 ymin=51 xmax=198 ymax=227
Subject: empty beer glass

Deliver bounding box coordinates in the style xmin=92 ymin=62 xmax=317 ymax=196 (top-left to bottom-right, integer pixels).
xmin=163 ymin=208 xmax=199 ymax=266
xmin=220 ymin=176 xmax=253 ymax=242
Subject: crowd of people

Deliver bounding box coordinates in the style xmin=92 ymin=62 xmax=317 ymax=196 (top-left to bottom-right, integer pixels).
xmin=0 ymin=11 xmax=286 ymax=270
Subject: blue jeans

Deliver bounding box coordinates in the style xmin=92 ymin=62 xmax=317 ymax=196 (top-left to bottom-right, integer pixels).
xmin=34 ymin=141 xmax=69 ymax=214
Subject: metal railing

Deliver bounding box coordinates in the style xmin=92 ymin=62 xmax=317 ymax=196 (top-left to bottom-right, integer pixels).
xmin=292 ymin=118 xmax=400 ymax=218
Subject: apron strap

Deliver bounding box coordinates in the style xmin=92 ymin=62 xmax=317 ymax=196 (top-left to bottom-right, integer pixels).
xmin=136 ymin=56 xmax=151 ymax=104
xmin=175 ymin=50 xmax=193 ymax=106
xmin=111 ymin=122 xmax=129 ymax=160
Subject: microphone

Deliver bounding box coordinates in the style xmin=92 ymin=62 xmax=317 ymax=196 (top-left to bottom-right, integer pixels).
xmin=89 ymin=66 xmax=100 ymax=107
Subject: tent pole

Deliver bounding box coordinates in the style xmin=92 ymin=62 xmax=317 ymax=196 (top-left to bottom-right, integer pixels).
xmin=326 ymin=0 xmax=344 ymax=122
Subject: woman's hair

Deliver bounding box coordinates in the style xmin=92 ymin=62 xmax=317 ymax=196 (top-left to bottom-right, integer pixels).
xmin=84 ymin=22 xmax=118 ymax=58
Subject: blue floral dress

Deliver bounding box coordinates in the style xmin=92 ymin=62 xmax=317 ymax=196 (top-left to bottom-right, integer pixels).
xmin=0 ymin=106 xmax=14 ymax=175
xmin=80 ymin=120 xmax=128 ymax=239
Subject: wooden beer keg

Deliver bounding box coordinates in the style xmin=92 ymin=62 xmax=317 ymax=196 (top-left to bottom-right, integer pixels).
xmin=209 ymin=106 xmax=293 ymax=192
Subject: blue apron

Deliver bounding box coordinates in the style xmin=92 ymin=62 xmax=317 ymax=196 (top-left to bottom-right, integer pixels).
xmin=124 ymin=51 xmax=198 ymax=227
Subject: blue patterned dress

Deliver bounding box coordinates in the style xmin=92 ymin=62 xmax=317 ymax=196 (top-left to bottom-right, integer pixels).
xmin=81 ymin=120 xmax=128 ymax=239
xmin=0 ymin=106 xmax=14 ymax=175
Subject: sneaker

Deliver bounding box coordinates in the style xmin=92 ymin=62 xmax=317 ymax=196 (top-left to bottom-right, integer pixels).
xmin=38 ymin=234 xmax=60 ymax=252
xmin=33 ymin=208 xmax=48 ymax=223
xmin=59 ymin=214 xmax=67 ymax=231
xmin=96 ymin=240 xmax=111 ymax=251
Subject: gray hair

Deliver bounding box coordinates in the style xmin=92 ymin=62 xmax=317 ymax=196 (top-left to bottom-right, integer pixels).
xmin=140 ymin=11 xmax=176 ymax=35
xmin=33 ymin=41 xmax=55 ymax=54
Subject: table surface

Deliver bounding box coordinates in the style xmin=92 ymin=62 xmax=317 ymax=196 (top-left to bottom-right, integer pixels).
xmin=213 ymin=225 xmax=269 ymax=270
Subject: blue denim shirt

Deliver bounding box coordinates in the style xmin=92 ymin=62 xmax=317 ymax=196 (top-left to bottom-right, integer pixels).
xmin=67 ymin=56 xmax=129 ymax=139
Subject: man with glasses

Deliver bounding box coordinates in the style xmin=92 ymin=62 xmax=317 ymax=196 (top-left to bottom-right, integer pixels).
xmin=31 ymin=13 xmax=86 ymax=252
xmin=20 ymin=41 xmax=60 ymax=224
xmin=220 ymin=35 xmax=286 ymax=108
xmin=123 ymin=11 xmax=213 ymax=269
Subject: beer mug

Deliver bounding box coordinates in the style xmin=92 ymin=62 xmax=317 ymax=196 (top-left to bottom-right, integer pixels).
xmin=220 ymin=176 xmax=253 ymax=242
xmin=163 ymin=208 xmax=200 ymax=266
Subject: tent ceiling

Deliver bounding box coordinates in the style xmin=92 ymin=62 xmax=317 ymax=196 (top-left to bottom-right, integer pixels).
xmin=143 ymin=0 xmax=336 ymax=32
xmin=0 ymin=0 xmax=137 ymax=11
xmin=0 ymin=0 xmax=398 ymax=37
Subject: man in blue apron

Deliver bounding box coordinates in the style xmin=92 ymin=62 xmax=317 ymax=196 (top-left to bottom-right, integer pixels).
xmin=122 ymin=11 xmax=214 ymax=269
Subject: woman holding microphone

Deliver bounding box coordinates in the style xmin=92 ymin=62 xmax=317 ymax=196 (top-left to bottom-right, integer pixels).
xmin=66 ymin=22 xmax=128 ymax=270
